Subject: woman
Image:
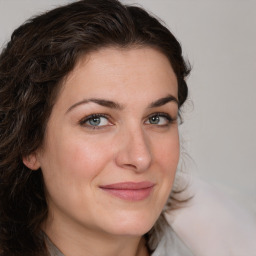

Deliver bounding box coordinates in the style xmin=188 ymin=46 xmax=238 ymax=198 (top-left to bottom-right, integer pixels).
xmin=1 ymin=1 xmax=256 ymax=256
xmin=0 ymin=0 xmax=191 ymax=255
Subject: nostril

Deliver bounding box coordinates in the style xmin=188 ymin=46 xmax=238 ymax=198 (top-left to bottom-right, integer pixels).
xmin=114 ymin=129 xmax=152 ymax=172
xmin=123 ymin=163 xmax=138 ymax=170
xmin=115 ymin=146 xmax=152 ymax=172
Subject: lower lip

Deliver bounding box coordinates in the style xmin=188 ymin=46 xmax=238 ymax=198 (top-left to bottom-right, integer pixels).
xmin=100 ymin=187 xmax=154 ymax=201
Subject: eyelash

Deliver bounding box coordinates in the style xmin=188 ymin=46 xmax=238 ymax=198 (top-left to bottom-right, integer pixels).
xmin=79 ymin=113 xmax=112 ymax=129
xmin=146 ymin=112 xmax=176 ymax=127
xmin=79 ymin=112 xmax=176 ymax=129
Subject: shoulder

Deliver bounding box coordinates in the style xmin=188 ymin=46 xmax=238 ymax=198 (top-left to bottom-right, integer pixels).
xmin=166 ymin=176 xmax=256 ymax=256
xmin=152 ymin=225 xmax=194 ymax=256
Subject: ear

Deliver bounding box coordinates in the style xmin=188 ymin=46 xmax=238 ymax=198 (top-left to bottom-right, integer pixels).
xmin=23 ymin=153 xmax=41 ymax=170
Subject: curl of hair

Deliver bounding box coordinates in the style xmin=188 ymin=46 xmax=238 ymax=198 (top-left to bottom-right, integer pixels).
xmin=0 ymin=0 xmax=191 ymax=255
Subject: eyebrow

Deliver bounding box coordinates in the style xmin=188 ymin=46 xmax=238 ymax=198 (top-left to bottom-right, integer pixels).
xmin=66 ymin=98 xmax=124 ymax=113
xmin=66 ymin=94 xmax=178 ymax=114
xmin=148 ymin=95 xmax=179 ymax=108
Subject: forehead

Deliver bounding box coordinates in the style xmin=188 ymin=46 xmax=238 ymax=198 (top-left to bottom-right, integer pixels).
xmin=56 ymin=46 xmax=178 ymax=109
xmin=69 ymin=46 xmax=176 ymax=84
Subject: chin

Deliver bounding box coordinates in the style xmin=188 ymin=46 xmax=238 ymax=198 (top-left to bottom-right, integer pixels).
xmin=102 ymin=211 xmax=159 ymax=237
xmin=108 ymin=225 xmax=153 ymax=237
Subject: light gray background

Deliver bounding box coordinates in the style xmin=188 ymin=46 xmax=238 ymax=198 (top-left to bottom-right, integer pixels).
xmin=0 ymin=0 xmax=255 ymax=208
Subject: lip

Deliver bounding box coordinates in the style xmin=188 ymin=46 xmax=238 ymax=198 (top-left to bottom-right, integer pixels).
xmin=99 ymin=182 xmax=155 ymax=201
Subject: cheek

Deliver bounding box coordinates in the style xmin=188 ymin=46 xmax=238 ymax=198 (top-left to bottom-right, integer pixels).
xmin=53 ymin=136 xmax=112 ymax=181
xmin=154 ymin=130 xmax=180 ymax=176
xmin=39 ymin=134 xmax=114 ymax=213
xmin=148 ymin=130 xmax=180 ymax=217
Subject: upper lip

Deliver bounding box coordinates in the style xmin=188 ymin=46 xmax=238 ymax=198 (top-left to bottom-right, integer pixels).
xmin=99 ymin=181 xmax=155 ymax=190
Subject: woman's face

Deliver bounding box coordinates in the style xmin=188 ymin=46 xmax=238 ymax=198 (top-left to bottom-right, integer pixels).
xmin=30 ymin=47 xmax=179 ymax=237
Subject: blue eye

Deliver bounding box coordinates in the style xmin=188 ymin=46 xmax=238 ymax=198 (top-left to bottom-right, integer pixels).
xmin=80 ymin=114 xmax=111 ymax=128
xmin=148 ymin=115 xmax=161 ymax=124
xmin=145 ymin=113 xmax=172 ymax=126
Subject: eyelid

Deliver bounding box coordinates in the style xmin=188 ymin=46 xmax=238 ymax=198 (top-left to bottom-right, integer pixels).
xmin=78 ymin=112 xmax=177 ymax=130
xmin=79 ymin=113 xmax=113 ymax=129
xmin=144 ymin=112 xmax=176 ymax=125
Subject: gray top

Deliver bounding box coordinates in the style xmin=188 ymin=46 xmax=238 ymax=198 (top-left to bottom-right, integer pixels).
xmin=46 ymin=226 xmax=194 ymax=256
xmin=45 ymin=235 xmax=65 ymax=256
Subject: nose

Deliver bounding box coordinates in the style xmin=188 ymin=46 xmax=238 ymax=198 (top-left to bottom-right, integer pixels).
xmin=114 ymin=127 xmax=152 ymax=172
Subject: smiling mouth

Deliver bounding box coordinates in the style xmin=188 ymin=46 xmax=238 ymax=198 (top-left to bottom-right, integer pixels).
xmin=99 ymin=182 xmax=155 ymax=201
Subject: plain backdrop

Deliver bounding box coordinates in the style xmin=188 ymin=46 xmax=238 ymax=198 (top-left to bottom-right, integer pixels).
xmin=0 ymin=0 xmax=255 ymax=210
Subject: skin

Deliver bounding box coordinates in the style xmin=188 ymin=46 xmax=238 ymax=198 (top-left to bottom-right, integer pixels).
xmin=24 ymin=47 xmax=180 ymax=256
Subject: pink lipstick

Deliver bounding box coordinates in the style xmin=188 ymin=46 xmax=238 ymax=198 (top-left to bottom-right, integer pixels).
xmin=99 ymin=182 xmax=155 ymax=201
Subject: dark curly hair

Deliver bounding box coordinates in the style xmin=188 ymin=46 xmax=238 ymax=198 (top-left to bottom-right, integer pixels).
xmin=0 ymin=0 xmax=190 ymax=255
